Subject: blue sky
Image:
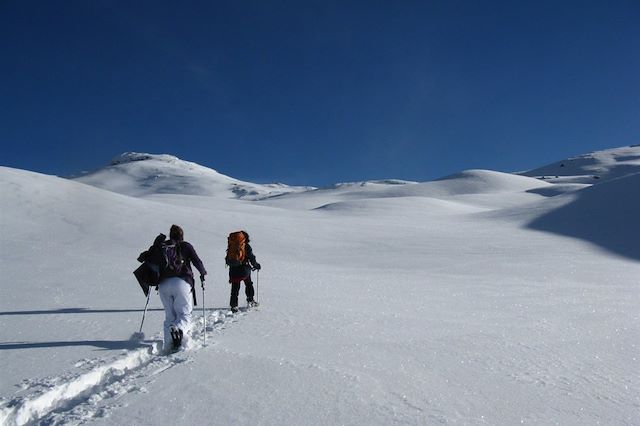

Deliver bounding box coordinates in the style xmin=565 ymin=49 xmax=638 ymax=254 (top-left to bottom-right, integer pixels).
xmin=1 ymin=1 xmax=638 ymax=186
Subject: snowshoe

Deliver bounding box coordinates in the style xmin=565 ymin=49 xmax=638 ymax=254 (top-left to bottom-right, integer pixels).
xmin=247 ymin=300 xmax=259 ymax=308
xmin=229 ymin=306 xmax=239 ymax=314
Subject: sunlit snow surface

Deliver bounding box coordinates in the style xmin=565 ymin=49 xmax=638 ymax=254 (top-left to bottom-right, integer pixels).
xmin=1 ymin=146 xmax=639 ymax=425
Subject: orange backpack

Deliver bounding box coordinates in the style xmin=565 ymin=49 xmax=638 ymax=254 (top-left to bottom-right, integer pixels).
xmin=226 ymin=231 xmax=247 ymax=267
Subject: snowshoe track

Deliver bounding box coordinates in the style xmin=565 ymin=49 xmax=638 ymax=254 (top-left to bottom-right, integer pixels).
xmin=0 ymin=309 xmax=247 ymax=426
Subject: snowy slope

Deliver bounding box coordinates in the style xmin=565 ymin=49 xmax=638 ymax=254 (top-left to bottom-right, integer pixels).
xmin=528 ymin=171 xmax=640 ymax=261
xmin=260 ymin=170 xmax=555 ymax=211
xmin=73 ymin=152 xmax=313 ymax=199
xmin=520 ymin=144 xmax=640 ymax=184
xmin=1 ymin=148 xmax=639 ymax=425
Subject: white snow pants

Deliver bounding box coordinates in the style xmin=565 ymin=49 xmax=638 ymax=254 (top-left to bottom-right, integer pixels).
xmin=158 ymin=277 xmax=193 ymax=351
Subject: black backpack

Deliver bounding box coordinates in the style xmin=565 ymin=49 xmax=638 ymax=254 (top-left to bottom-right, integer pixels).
xmin=134 ymin=234 xmax=184 ymax=296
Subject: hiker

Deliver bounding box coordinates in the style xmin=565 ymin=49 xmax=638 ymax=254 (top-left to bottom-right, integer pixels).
xmin=157 ymin=224 xmax=207 ymax=352
xmin=226 ymin=231 xmax=261 ymax=313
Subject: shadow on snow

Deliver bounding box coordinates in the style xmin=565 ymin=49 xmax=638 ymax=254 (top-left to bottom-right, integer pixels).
xmin=527 ymin=173 xmax=640 ymax=262
xmin=0 ymin=339 xmax=152 ymax=351
xmin=0 ymin=308 xmax=164 ymax=316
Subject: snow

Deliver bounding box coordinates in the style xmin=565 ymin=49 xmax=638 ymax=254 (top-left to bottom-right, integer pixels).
xmin=73 ymin=152 xmax=314 ymax=199
xmin=520 ymin=145 xmax=640 ymax=183
xmin=1 ymin=146 xmax=639 ymax=425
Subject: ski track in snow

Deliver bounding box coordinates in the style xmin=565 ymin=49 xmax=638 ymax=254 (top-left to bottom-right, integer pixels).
xmin=0 ymin=308 xmax=250 ymax=426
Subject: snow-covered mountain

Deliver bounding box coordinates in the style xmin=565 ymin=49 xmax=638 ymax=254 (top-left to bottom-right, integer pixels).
xmin=73 ymin=152 xmax=314 ymax=199
xmin=259 ymin=169 xmax=557 ymax=211
xmin=1 ymin=146 xmax=639 ymax=425
xmin=73 ymin=146 xmax=640 ymax=204
xmin=519 ymin=144 xmax=640 ymax=183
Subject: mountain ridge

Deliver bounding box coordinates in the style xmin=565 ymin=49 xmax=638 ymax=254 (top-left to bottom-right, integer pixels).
xmin=68 ymin=145 xmax=640 ymax=200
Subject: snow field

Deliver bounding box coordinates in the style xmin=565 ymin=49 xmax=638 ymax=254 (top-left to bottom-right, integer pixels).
xmin=1 ymin=145 xmax=639 ymax=425
xmin=0 ymin=308 xmax=248 ymax=426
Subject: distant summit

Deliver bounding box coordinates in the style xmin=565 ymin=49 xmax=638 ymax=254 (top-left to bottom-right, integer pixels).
xmin=73 ymin=152 xmax=314 ymax=199
xmin=109 ymin=152 xmax=183 ymax=166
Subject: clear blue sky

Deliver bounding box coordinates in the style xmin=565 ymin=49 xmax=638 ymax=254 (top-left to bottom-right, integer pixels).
xmin=1 ymin=1 xmax=638 ymax=186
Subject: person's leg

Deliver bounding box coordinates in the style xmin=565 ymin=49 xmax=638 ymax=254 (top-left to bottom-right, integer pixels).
xmin=173 ymin=280 xmax=193 ymax=331
xmin=244 ymin=277 xmax=255 ymax=303
xmin=172 ymin=279 xmax=193 ymax=347
xmin=230 ymin=281 xmax=240 ymax=308
xmin=158 ymin=281 xmax=176 ymax=352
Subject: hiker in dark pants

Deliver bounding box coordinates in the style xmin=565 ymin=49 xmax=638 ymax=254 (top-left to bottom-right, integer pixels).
xmin=227 ymin=231 xmax=261 ymax=312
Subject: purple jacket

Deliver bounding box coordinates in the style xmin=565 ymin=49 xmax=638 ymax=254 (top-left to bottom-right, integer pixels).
xmin=161 ymin=241 xmax=207 ymax=286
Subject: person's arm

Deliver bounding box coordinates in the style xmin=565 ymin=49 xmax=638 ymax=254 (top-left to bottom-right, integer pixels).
xmin=246 ymin=245 xmax=261 ymax=270
xmin=184 ymin=242 xmax=207 ymax=277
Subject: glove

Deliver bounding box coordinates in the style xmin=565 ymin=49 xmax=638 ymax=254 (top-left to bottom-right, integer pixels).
xmin=254 ymin=263 xmax=261 ymax=271
xmin=200 ymin=274 xmax=206 ymax=282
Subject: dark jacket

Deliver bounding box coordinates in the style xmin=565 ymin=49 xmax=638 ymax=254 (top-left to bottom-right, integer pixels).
xmin=162 ymin=240 xmax=207 ymax=286
xmin=137 ymin=234 xmax=207 ymax=289
xmin=229 ymin=243 xmax=258 ymax=281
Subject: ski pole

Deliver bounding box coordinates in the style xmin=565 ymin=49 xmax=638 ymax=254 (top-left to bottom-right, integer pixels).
xmin=256 ymin=269 xmax=259 ymax=304
xmin=138 ymin=290 xmax=151 ymax=334
xmin=201 ymin=276 xmax=206 ymax=346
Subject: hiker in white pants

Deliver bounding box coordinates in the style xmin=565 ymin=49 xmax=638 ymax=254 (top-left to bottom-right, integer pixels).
xmin=157 ymin=225 xmax=207 ymax=353
xmin=159 ymin=276 xmax=193 ymax=352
